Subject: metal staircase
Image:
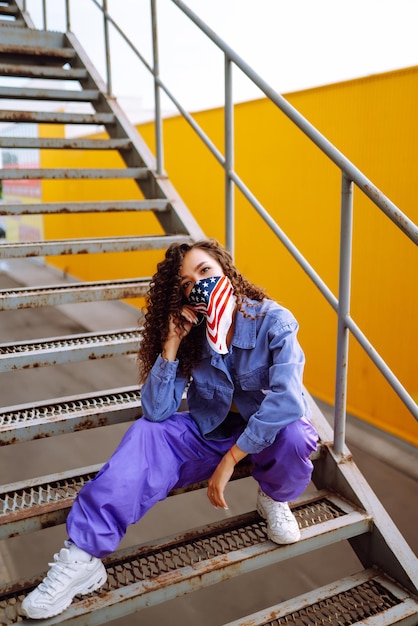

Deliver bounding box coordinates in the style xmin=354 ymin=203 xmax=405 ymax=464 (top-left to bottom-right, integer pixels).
xmin=0 ymin=1 xmax=417 ymax=624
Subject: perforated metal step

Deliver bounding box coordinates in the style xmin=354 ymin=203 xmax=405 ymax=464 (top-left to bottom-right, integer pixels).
xmin=0 ymin=277 xmax=150 ymax=309
xmin=223 ymin=570 xmax=418 ymax=626
xmin=0 ymin=29 xmax=74 ymax=64
xmin=0 ymin=466 xmax=99 ymax=540
xmin=0 ymin=199 xmax=167 ymax=216
xmin=0 ymin=455 xmax=254 ymax=540
xmin=0 ymin=62 xmax=87 ymax=79
xmin=0 ymin=199 xmax=170 ymax=215
xmin=0 ymin=167 xmax=149 ymax=180
xmin=0 ymin=386 xmax=143 ymax=444
xmin=0 ymin=109 xmax=115 ymax=124
xmin=0 ymin=491 xmax=371 ymax=624
xmin=0 ymin=85 xmax=99 ymax=101
xmin=0 ymin=328 xmax=141 ymax=372
xmin=0 ymin=233 xmax=192 ymax=260
xmin=0 ymin=3 xmax=19 ymax=18
xmin=0 ymin=137 xmax=131 ymax=150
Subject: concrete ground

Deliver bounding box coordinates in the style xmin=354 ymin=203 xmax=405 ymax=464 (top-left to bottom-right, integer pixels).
xmin=0 ymin=258 xmax=417 ymax=625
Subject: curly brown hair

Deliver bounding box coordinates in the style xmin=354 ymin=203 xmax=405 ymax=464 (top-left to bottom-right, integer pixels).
xmin=137 ymin=239 xmax=268 ymax=382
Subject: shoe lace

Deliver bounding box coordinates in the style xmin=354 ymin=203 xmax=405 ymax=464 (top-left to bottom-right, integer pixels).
xmin=267 ymin=501 xmax=294 ymax=526
xmin=38 ymin=553 xmax=79 ymax=596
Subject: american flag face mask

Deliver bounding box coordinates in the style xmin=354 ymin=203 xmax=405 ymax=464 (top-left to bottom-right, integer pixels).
xmin=187 ymin=275 xmax=236 ymax=354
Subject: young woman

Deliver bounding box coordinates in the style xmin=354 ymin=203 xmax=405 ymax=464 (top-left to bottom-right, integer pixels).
xmin=22 ymin=239 xmax=318 ymax=620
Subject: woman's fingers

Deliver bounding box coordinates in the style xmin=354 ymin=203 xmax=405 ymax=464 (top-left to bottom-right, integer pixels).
xmin=180 ymin=305 xmax=199 ymax=325
xmin=208 ymin=486 xmax=226 ymax=509
xmin=207 ymin=486 xmax=228 ymax=510
xmin=167 ymin=310 xmax=194 ymax=340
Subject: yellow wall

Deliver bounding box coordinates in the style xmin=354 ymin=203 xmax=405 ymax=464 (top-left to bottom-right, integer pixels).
xmin=41 ymin=66 xmax=418 ymax=446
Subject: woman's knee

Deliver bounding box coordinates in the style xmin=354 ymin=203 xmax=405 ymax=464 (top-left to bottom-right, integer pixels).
xmin=279 ymin=417 xmax=318 ymax=458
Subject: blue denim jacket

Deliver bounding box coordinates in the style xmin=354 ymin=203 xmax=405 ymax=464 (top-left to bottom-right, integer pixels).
xmin=141 ymin=298 xmax=309 ymax=454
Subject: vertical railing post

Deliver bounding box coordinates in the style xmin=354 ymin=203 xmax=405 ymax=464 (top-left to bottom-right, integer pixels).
xmin=150 ymin=0 xmax=164 ymax=175
xmin=42 ymin=0 xmax=47 ymax=29
xmin=224 ymin=54 xmax=234 ymax=257
xmin=102 ymin=0 xmax=112 ymax=95
xmin=333 ymin=172 xmax=354 ymax=454
xmin=65 ymin=0 xmax=71 ymax=32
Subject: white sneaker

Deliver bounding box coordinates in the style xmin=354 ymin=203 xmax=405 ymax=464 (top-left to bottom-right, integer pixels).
xmin=257 ymin=488 xmax=301 ymax=544
xmin=21 ymin=540 xmax=107 ymax=620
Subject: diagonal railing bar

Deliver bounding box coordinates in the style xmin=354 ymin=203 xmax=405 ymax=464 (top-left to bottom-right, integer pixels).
xmin=228 ymin=171 xmax=338 ymax=311
xmin=67 ymin=0 xmax=417 ymax=244
xmin=171 ymin=0 xmax=418 ymax=246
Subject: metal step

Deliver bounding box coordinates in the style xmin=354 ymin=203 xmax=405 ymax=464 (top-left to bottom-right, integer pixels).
xmin=0 ymin=61 xmax=87 ymax=79
xmin=0 ymin=137 xmax=132 ymax=150
xmin=0 ymin=1 xmax=24 ymax=27
xmin=0 ymin=85 xmax=100 ymax=101
xmin=0 ymin=0 xmax=27 ymax=28
xmin=0 ymin=347 xmax=320 ymax=558
xmin=0 ymin=198 xmax=167 ymax=215
xmin=0 ymin=28 xmax=66 ymax=48
xmin=0 ymin=455 xmax=255 ymax=540
xmin=0 ymin=18 xmax=26 ymax=29
xmin=0 ymin=4 xmax=18 ymax=17
xmin=0 ymin=490 xmax=372 ymax=625
xmin=0 ymin=386 xmax=143 ymax=445
xmin=0 ymin=109 xmax=115 ymax=125
xmin=0 ymin=42 xmax=75 ymax=63
xmin=223 ymin=569 xmax=418 ymax=626
xmin=0 ymin=384 xmax=323 ymax=450
xmin=0 ymin=167 xmax=149 ymax=180
xmin=0 ymin=277 xmax=151 ymax=309
xmin=0 ymin=464 xmax=101 ymax=540
xmin=0 ymin=24 xmax=66 ymax=45
xmin=0 ymin=233 xmax=192 ymax=260
xmin=0 ymin=328 xmax=141 ymax=373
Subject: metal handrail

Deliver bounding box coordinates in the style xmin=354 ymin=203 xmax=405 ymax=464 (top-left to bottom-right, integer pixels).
xmin=20 ymin=0 xmax=418 ymax=453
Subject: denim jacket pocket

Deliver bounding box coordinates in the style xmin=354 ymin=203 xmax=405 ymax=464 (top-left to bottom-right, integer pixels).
xmin=237 ymin=366 xmax=269 ymax=391
xmin=193 ymin=381 xmax=215 ymax=400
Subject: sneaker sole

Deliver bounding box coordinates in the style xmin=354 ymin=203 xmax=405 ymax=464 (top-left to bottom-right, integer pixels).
xmin=21 ymin=563 xmax=107 ymax=620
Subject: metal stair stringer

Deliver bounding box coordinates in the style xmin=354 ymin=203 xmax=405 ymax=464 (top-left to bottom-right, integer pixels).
xmin=308 ymin=392 xmax=418 ymax=597
xmin=64 ymin=29 xmax=205 ymax=242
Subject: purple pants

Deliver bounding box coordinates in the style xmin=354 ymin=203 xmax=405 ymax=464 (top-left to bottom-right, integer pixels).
xmin=67 ymin=412 xmax=318 ymax=558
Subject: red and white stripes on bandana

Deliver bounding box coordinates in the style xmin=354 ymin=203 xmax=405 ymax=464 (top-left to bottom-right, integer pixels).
xmin=187 ymin=275 xmax=236 ymax=354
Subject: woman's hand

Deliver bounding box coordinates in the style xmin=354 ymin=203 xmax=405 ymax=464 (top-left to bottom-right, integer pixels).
xmin=207 ymin=455 xmax=235 ymax=509
xmin=162 ymin=305 xmax=199 ymax=361
xmin=169 ymin=305 xmax=198 ymax=339
xmin=207 ymin=445 xmax=247 ymax=509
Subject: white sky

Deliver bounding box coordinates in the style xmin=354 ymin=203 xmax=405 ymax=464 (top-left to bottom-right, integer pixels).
xmin=11 ymin=0 xmax=418 ymax=119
